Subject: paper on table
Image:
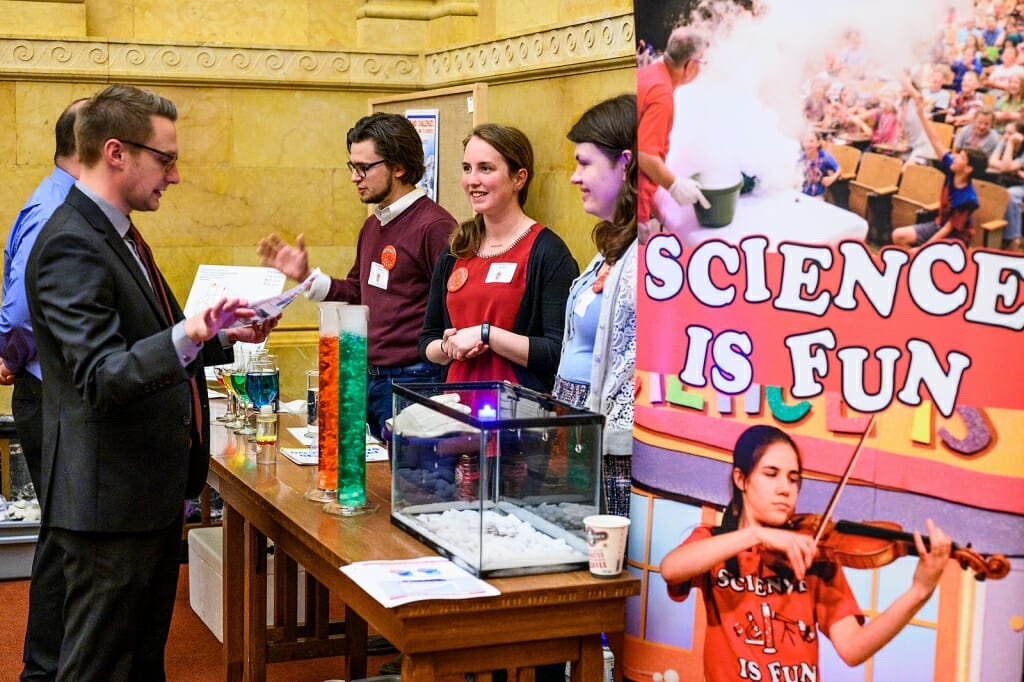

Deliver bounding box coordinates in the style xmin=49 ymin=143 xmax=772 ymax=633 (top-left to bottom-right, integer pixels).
xmin=286 ymin=426 xmax=383 ymax=447
xmin=340 ymin=556 xmax=500 ymax=607
xmin=280 ymin=448 xmax=317 ymax=465
xmin=365 ymin=443 xmax=388 ymax=461
xmin=286 ymin=427 xmax=314 ymax=446
xmin=279 ymin=443 xmax=388 ymax=465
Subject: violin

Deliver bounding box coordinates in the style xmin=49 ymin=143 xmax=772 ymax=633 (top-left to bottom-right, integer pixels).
xmin=783 ymin=513 xmax=1010 ymax=581
xmin=772 ymin=415 xmax=1010 ymax=582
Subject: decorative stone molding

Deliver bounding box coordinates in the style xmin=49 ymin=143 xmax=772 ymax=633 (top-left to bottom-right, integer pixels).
xmin=0 ymin=12 xmax=632 ymax=90
xmin=0 ymin=39 xmax=108 ymax=80
xmin=424 ymin=14 xmax=634 ymax=85
xmin=0 ymin=38 xmax=421 ymax=89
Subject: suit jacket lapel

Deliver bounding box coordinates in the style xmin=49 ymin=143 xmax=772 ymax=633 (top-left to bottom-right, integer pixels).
xmin=65 ymin=187 xmax=172 ymax=328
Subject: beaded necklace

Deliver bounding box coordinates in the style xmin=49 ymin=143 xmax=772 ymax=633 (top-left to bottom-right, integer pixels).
xmin=476 ymin=223 xmax=533 ymax=258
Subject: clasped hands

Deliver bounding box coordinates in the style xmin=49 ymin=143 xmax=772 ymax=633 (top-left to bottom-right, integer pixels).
xmin=440 ymin=325 xmax=489 ymax=362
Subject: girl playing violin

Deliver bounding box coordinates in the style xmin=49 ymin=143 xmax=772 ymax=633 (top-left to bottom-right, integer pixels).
xmin=659 ymin=425 xmax=951 ymax=681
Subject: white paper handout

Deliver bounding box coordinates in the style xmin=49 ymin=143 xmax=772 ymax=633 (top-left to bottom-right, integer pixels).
xmin=229 ymin=273 xmax=317 ymax=329
xmin=279 ymin=448 xmax=318 ymax=465
xmin=185 ymin=265 xmax=287 ymax=380
xmin=340 ymin=556 xmax=500 ymax=607
xmin=280 ymin=427 xmax=388 ymax=465
xmin=183 ymin=265 xmax=287 ymax=320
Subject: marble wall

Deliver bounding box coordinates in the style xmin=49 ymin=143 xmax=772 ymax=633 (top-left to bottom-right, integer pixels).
xmin=0 ymin=0 xmax=635 ymax=406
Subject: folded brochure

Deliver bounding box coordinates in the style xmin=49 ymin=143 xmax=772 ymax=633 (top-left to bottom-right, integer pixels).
xmin=229 ymin=271 xmax=316 ymax=328
xmin=340 ymin=556 xmax=499 ymax=607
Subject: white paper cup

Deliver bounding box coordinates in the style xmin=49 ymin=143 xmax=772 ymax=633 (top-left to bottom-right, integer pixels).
xmin=583 ymin=514 xmax=630 ymax=577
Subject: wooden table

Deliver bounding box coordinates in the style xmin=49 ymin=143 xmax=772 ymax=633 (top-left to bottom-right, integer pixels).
xmin=207 ymin=414 xmax=640 ymax=682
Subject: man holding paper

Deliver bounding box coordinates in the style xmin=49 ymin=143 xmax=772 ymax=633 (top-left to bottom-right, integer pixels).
xmin=26 ymin=84 xmax=275 ymax=680
xmin=258 ymin=112 xmax=457 ymax=439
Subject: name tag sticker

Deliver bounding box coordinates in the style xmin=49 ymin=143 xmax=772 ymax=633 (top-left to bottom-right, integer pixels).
xmin=485 ymin=262 xmax=517 ymax=283
xmin=368 ymin=262 xmax=389 ymax=290
xmin=573 ymin=288 xmax=597 ymax=318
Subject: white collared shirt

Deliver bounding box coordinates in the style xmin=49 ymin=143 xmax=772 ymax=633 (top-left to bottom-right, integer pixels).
xmin=307 ymin=187 xmax=426 ymax=301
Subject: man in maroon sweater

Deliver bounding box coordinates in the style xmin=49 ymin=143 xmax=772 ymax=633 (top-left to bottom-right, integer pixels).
xmin=259 ymin=113 xmax=457 ymax=439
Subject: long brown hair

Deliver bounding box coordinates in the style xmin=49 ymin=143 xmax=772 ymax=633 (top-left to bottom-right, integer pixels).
xmin=450 ymin=123 xmax=534 ymax=258
xmin=567 ymin=94 xmax=637 ymax=264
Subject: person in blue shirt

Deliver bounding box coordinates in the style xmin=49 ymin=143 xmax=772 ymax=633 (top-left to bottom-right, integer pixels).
xmin=0 ymin=98 xmax=84 ymax=682
xmin=979 ymin=14 xmax=1005 ymax=50
xmin=798 ymin=131 xmax=839 ymax=199
xmin=892 ymin=91 xmax=984 ymax=248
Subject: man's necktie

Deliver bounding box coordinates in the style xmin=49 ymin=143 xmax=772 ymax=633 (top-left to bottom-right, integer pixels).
xmin=127 ymin=223 xmax=204 ymax=446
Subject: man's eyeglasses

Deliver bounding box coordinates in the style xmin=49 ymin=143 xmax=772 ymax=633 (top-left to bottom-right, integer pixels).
xmin=346 ymin=159 xmax=387 ymax=179
xmin=120 ymin=139 xmax=178 ymax=171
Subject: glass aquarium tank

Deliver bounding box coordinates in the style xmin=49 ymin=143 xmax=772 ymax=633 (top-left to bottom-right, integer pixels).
xmin=390 ymin=382 xmax=604 ymax=577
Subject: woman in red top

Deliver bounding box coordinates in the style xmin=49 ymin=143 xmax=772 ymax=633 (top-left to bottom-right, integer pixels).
xmin=660 ymin=425 xmax=952 ymax=681
xmin=419 ymin=124 xmax=577 ymax=392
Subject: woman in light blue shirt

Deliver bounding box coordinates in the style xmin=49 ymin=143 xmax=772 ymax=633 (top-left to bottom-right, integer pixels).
xmin=553 ymin=94 xmax=637 ymax=518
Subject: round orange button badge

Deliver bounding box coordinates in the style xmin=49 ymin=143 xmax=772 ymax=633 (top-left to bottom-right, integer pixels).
xmin=381 ymin=245 xmax=397 ymax=271
xmin=447 ymin=266 xmax=469 ymax=292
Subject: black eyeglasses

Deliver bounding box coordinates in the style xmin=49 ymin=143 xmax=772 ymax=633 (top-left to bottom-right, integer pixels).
xmin=346 ymin=159 xmax=387 ymax=179
xmin=119 ymin=139 xmax=178 ymax=171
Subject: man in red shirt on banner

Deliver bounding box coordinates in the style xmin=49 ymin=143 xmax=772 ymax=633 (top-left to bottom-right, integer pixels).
xmin=637 ymin=26 xmax=709 ymax=242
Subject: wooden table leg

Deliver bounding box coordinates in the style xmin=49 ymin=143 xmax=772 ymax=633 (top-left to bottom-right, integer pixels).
xmin=570 ymin=634 xmax=602 ymax=682
xmin=223 ymin=504 xmax=244 ymax=682
xmin=343 ymin=604 xmax=368 ymax=681
xmin=274 ymin=552 xmax=298 ymax=637
xmin=246 ymin=524 xmax=268 ymax=682
xmin=607 ymin=630 xmax=624 ymax=682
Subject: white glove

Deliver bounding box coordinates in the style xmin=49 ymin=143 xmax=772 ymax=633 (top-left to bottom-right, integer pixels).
xmin=669 ymin=176 xmax=711 ymax=209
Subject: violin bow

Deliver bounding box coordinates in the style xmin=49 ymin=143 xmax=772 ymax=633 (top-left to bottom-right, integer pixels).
xmin=813 ymin=414 xmax=876 ymax=545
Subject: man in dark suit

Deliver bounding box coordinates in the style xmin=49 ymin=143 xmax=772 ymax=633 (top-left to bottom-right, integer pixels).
xmin=0 ymin=97 xmax=83 ymax=682
xmin=25 ymin=84 xmax=273 ymax=681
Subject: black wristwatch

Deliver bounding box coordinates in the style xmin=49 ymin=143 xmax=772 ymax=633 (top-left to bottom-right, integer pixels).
xmin=481 ymin=322 xmax=491 ymax=345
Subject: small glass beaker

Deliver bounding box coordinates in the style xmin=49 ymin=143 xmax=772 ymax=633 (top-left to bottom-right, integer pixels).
xmin=305 ymin=369 xmax=319 ymax=440
xmin=255 ymin=404 xmax=278 ymax=464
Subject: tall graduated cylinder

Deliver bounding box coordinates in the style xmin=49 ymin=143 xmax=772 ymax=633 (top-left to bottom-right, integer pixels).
xmin=330 ymin=304 xmax=369 ymax=511
xmin=316 ymin=302 xmax=346 ymax=493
